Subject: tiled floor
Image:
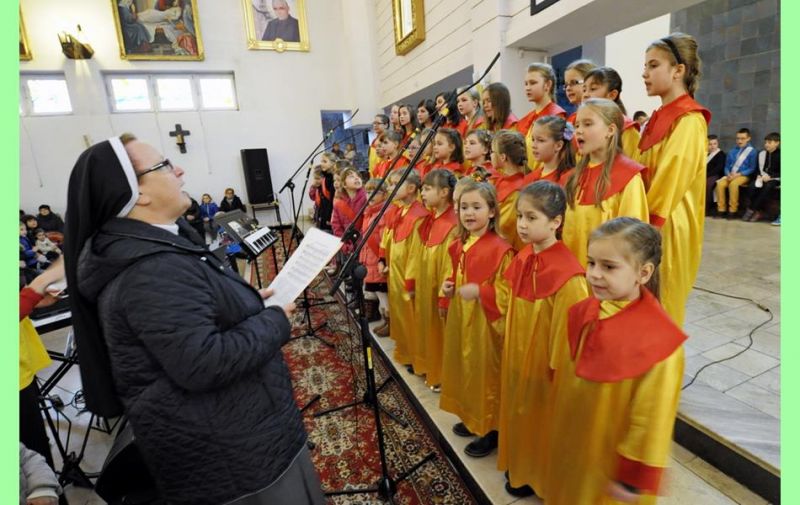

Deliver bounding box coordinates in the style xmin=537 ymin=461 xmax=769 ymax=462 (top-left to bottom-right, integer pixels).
xmin=33 ymin=217 xmax=778 ymax=504
xmin=680 ymin=217 xmax=780 ymax=473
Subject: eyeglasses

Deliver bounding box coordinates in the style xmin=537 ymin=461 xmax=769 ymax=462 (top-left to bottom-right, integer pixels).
xmin=563 ymin=80 xmax=584 ymax=89
xmin=137 ymin=159 xmax=174 ymax=178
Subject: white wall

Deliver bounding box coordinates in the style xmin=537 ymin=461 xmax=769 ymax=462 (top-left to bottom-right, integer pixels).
xmin=605 ymin=14 xmax=671 ymax=118
xmin=19 ymin=0 xmax=377 ymax=224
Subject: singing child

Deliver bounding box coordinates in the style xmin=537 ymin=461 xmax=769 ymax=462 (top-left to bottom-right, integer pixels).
xmin=497 ymin=181 xmax=588 ymax=499
xmin=547 ymin=217 xmax=685 ymax=505
xmin=482 ymin=83 xmax=518 ymax=132
xmin=526 ymin=115 xmax=575 ymax=186
xmin=562 ymin=98 xmax=649 ymax=267
xmin=413 ymin=169 xmax=458 ymax=389
xmin=429 ymin=128 xmax=465 ymax=176
xmin=380 ymin=170 xmax=428 ymax=365
xmin=583 ymin=66 xmax=642 ymax=160
xmin=439 ymin=179 xmax=513 ymax=458
xmin=637 ymin=33 xmax=710 ymax=326
xmin=463 ymin=129 xmax=495 ymax=176
xmin=490 ymin=130 xmax=528 ymax=250
xmin=516 ymin=63 xmax=566 ymax=171
xmin=374 ymin=130 xmax=409 ymax=179
xmin=331 ymin=167 xmax=368 ymax=251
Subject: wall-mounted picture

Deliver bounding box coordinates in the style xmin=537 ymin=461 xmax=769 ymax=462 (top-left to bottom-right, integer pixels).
xmin=20 ymin=8 xmax=32 ymax=61
xmin=392 ymin=0 xmax=425 ymax=55
xmin=112 ymin=0 xmax=204 ymax=60
xmin=243 ymin=0 xmax=310 ymax=53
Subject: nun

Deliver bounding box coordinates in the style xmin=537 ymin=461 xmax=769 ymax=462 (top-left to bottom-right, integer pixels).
xmin=64 ymin=134 xmax=325 ymax=505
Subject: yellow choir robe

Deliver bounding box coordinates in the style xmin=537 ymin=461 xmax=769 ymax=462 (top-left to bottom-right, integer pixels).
xmin=492 ymin=171 xmax=527 ymax=251
xmin=368 ymin=137 xmax=381 ymax=178
xmin=380 ymin=200 xmax=427 ymax=364
xmin=637 ymin=94 xmax=711 ymax=326
xmin=497 ymin=242 xmax=588 ymax=494
xmin=546 ymin=289 xmax=686 ymax=505
xmin=517 ymin=102 xmax=567 ymax=172
xmin=621 ymin=117 xmax=642 ymax=161
xmin=562 ymin=155 xmax=649 ymax=267
xmin=412 ymin=205 xmax=458 ymax=384
xmin=439 ymin=231 xmax=514 ymax=436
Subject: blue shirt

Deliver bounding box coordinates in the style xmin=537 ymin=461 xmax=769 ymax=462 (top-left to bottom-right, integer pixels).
xmin=724 ymin=143 xmax=757 ymax=176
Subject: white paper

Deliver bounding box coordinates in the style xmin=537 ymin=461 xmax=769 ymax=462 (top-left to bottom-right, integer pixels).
xmin=265 ymin=227 xmax=342 ymax=307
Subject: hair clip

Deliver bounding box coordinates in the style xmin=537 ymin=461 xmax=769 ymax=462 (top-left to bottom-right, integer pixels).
xmin=563 ymin=122 xmax=575 ymax=141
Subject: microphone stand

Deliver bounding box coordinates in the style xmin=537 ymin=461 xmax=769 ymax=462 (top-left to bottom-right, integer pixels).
xmin=318 ymin=52 xmax=502 ymax=503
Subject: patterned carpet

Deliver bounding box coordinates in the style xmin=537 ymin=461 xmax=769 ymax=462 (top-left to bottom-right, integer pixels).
xmin=251 ymin=230 xmax=477 ymax=504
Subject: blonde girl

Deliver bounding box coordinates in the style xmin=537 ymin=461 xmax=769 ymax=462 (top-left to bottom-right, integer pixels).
xmin=517 ymin=63 xmax=567 ymax=171
xmin=583 ymin=66 xmax=642 ymax=159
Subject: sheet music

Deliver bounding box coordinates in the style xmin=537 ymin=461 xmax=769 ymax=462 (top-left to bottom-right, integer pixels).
xmin=265 ymin=227 xmax=342 ymax=307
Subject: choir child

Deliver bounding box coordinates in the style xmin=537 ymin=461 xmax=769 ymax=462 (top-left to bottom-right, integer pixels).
xmin=497 ymin=181 xmax=588 ymax=498
xmin=369 ymin=114 xmax=389 ymax=177
xmin=331 ymin=167 xmax=368 ymax=250
xmin=456 ymin=87 xmax=486 ymax=137
xmin=435 ymin=91 xmax=463 ymax=129
xmin=398 ymin=103 xmax=420 ymax=145
xmin=316 ymin=152 xmax=338 ymax=230
xmin=583 ymin=66 xmax=642 ymax=160
xmin=516 ymin=63 xmax=566 ymax=171
xmin=439 ymin=179 xmax=514 ymax=458
xmin=389 ymin=103 xmax=401 ymax=133
xmin=547 ymin=217 xmax=685 ymax=505
xmin=490 ymin=130 xmax=529 ymax=251
xmin=412 ymin=169 xmax=458 ymax=388
xmin=526 ymin=115 xmax=575 ymax=185
xmin=563 ymin=59 xmax=597 ymax=124
xmin=380 ymin=170 xmax=428 ymax=365
xmin=373 ymin=130 xmax=409 ymax=179
xmin=429 ymin=127 xmax=465 ymax=175
xmin=416 ymin=99 xmax=436 ymax=130
xmin=637 ymin=33 xmax=710 ymax=326
xmin=562 ymin=98 xmax=649 ymax=267
xmin=482 ymin=83 xmax=518 ymax=132
xmin=463 ymin=129 xmax=495 ymax=176
xmin=360 ymin=179 xmax=390 ymax=335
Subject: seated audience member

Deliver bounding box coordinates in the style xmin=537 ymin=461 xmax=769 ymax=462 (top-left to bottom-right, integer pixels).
xmin=20 ymin=223 xmax=47 ymax=272
xmin=20 ymin=443 xmax=62 ymax=505
xmin=35 ymin=229 xmax=61 ymax=261
xmin=743 ymin=132 xmax=781 ymax=222
xmin=633 ymin=110 xmax=649 ymax=128
xmin=706 ymin=134 xmax=726 ymax=213
xmin=219 ymin=187 xmax=247 ymax=214
xmin=23 ymin=215 xmax=40 ymax=243
xmin=199 ymin=193 xmax=219 ymax=243
xmin=36 ymin=205 xmax=65 ymax=233
xmin=715 ymin=128 xmax=757 ymax=218
xmin=182 ymin=193 xmax=206 ymax=238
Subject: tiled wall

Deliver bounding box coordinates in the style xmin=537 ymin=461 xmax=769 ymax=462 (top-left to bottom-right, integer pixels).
xmin=672 ymin=0 xmax=780 ymax=148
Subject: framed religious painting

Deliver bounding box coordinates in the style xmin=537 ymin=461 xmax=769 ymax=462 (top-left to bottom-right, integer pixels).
xmin=20 ymin=8 xmax=32 ymax=61
xmin=111 ymin=0 xmax=205 ymax=61
xmin=392 ymin=0 xmax=424 ymax=55
xmin=243 ymin=0 xmax=310 ymax=52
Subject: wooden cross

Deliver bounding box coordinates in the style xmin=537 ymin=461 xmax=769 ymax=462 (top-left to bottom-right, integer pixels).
xmin=169 ymin=124 xmax=191 ymax=153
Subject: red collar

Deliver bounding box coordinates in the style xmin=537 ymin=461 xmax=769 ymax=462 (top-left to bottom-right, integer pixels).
xmin=638 ymin=94 xmax=711 ymax=152
xmin=492 ymin=172 xmax=526 ymax=202
xmin=524 ymin=166 xmax=571 ymax=186
xmin=393 ymin=200 xmax=428 ymax=242
xmin=567 ymin=289 xmax=686 ymax=381
xmin=419 ymin=205 xmax=457 ymax=246
xmin=567 ymin=111 xmax=577 ymax=125
xmin=448 ymin=232 xmax=512 ymax=284
xmin=504 ymin=242 xmax=584 ymax=301
xmin=502 ymin=113 xmax=519 ymax=130
xmin=623 ymin=116 xmax=640 ymax=132
xmin=430 ymin=160 xmax=464 ymax=175
xmin=516 ymin=102 xmax=567 ymax=134
xmin=575 ymin=155 xmax=643 ymax=205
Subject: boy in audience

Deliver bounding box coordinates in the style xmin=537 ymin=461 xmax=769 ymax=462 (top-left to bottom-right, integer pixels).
xmin=743 ymin=132 xmax=781 ymax=222
xmin=706 ymin=134 xmax=726 ymax=213
xmin=715 ymin=128 xmax=757 ymax=218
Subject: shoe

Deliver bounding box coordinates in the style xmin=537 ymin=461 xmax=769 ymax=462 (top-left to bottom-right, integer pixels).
xmin=726 ymin=210 xmax=739 ymax=220
xmin=452 ymin=422 xmax=475 ymax=437
xmin=429 ymin=384 xmax=441 ymax=393
xmin=405 ymin=364 xmax=415 ymax=374
xmin=749 ymin=211 xmax=763 ymax=222
xmin=465 ymin=430 xmax=498 ymax=457
xmin=715 ymin=211 xmax=727 ymax=219
xmin=772 ymin=217 xmax=781 ymax=226
xmin=505 ymin=481 xmax=535 ymax=498
xmin=741 ymin=209 xmax=754 ymax=221
xmin=374 ymin=320 xmax=390 ymax=337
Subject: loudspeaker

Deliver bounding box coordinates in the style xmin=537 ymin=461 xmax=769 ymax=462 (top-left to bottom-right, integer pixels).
xmin=240 ymin=148 xmax=275 ymax=205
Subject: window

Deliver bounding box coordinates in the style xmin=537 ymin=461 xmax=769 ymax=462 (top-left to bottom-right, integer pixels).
xmin=110 ymin=77 xmax=152 ymax=112
xmin=20 ymin=75 xmax=73 ymax=115
xmin=105 ymin=73 xmax=238 ymax=113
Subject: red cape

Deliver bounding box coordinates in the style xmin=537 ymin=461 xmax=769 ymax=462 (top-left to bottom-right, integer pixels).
xmin=516 ymin=102 xmax=567 ymax=134
xmin=503 ymin=242 xmax=584 ymax=301
xmin=638 ymin=94 xmax=711 ymax=152
xmin=492 ymin=172 xmax=526 ymax=202
xmin=567 ymin=289 xmax=686 ymax=382
xmin=575 ymin=155 xmax=643 ymax=205
xmin=393 ymin=200 xmax=428 ymax=242
xmin=419 ymin=205 xmax=457 ymax=246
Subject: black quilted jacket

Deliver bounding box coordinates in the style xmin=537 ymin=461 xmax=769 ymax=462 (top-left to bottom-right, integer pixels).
xmin=77 ymin=218 xmax=306 ymax=505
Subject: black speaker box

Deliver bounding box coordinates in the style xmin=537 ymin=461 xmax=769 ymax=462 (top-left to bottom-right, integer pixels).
xmin=240 ymin=148 xmax=275 ymax=205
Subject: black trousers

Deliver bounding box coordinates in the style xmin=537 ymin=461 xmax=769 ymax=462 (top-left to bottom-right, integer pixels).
xmin=20 ymin=380 xmax=55 ymax=468
xmin=749 ymin=180 xmax=780 ymax=211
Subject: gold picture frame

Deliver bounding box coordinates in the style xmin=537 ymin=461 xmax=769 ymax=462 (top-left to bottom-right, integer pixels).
xmin=111 ymin=0 xmax=205 ymax=61
xmin=243 ymin=0 xmax=310 ymax=53
xmin=20 ymin=7 xmax=32 ymax=61
xmin=392 ymin=0 xmax=425 ymax=56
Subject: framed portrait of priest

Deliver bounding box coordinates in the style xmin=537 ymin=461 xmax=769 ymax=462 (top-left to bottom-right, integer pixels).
xmin=111 ymin=0 xmax=205 ymax=61
xmin=392 ymin=0 xmax=425 ymax=55
xmin=243 ymin=0 xmax=310 ymax=53
xmin=20 ymin=8 xmax=32 ymax=61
